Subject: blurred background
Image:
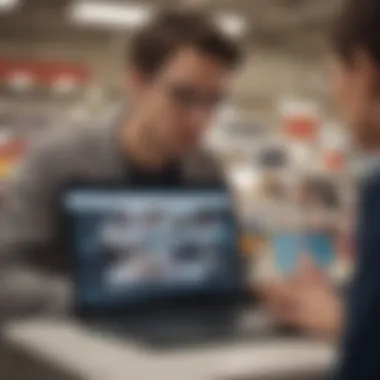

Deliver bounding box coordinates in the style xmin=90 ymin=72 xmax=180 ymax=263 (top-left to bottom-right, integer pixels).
xmin=0 ymin=1 xmax=358 ymax=379
xmin=0 ymin=0 xmax=354 ymax=276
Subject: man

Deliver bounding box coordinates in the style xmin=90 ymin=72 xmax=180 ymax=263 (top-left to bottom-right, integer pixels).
xmin=0 ymin=9 xmax=242 ymax=318
xmin=264 ymin=0 xmax=380 ymax=378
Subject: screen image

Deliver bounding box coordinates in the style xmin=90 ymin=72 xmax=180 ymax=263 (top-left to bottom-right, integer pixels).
xmin=63 ymin=190 xmax=239 ymax=307
xmin=271 ymin=232 xmax=336 ymax=275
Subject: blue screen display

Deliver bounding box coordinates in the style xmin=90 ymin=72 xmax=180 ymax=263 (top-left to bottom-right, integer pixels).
xmin=272 ymin=232 xmax=335 ymax=274
xmin=64 ymin=190 xmax=239 ymax=307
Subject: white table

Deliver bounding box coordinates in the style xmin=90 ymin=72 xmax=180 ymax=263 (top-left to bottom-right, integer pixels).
xmin=3 ymin=318 xmax=336 ymax=380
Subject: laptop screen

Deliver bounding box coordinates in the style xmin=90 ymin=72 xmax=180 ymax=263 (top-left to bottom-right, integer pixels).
xmin=63 ymin=189 xmax=241 ymax=311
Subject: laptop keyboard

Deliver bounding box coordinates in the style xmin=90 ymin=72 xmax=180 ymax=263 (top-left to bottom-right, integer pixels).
xmin=86 ymin=309 xmax=281 ymax=349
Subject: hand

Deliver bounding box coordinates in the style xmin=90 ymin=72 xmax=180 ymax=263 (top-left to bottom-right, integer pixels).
xmin=260 ymin=256 xmax=342 ymax=341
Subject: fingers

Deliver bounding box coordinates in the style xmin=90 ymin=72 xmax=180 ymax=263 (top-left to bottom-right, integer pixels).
xmin=259 ymin=281 xmax=295 ymax=304
xmin=258 ymin=281 xmax=299 ymax=326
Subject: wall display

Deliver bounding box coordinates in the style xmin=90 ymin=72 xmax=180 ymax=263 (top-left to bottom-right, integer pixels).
xmin=320 ymin=123 xmax=349 ymax=173
xmin=0 ymin=101 xmax=77 ymax=181
xmin=208 ymin=119 xmax=265 ymax=156
xmin=0 ymin=59 xmax=89 ymax=102
xmin=280 ymin=99 xmax=320 ymax=141
xmin=0 ymin=58 xmax=89 ymax=200
xmin=0 ymin=59 xmax=88 ymax=87
xmin=0 ymin=136 xmax=27 ymax=178
xmin=222 ymin=122 xmax=265 ymax=137
xmin=322 ymin=151 xmax=346 ymax=172
xmin=258 ymin=147 xmax=289 ymax=169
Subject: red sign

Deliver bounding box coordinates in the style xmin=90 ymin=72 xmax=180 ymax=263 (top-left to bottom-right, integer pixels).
xmin=283 ymin=115 xmax=319 ymax=141
xmin=0 ymin=59 xmax=89 ymax=85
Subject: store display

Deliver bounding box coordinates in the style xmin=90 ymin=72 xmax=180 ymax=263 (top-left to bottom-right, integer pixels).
xmin=0 ymin=104 xmax=56 ymax=182
xmin=280 ymin=99 xmax=320 ymax=141
xmin=0 ymin=59 xmax=93 ymax=196
xmin=258 ymin=147 xmax=288 ymax=169
xmin=0 ymin=137 xmax=28 ymax=178
xmin=0 ymin=97 xmax=91 ymax=192
xmin=0 ymin=59 xmax=88 ymax=93
xmin=320 ymin=123 xmax=349 ymax=173
xmin=323 ymin=151 xmax=346 ymax=172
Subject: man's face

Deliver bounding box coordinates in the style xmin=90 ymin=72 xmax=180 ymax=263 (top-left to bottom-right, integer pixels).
xmin=329 ymin=52 xmax=380 ymax=150
xmin=129 ymin=47 xmax=232 ymax=158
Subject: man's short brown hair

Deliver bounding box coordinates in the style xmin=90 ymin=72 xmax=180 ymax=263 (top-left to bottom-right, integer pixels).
xmin=331 ymin=0 xmax=380 ymax=64
xmin=128 ymin=9 xmax=243 ymax=77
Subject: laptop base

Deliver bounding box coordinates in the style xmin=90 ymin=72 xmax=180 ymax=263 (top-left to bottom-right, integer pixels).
xmin=82 ymin=307 xmax=295 ymax=349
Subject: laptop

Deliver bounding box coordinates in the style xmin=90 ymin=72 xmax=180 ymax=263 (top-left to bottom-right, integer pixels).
xmin=62 ymin=186 xmax=275 ymax=348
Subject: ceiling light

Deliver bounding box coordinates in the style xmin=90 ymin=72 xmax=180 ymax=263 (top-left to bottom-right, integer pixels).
xmin=70 ymin=1 xmax=151 ymax=29
xmin=0 ymin=0 xmax=19 ymax=11
xmin=216 ymin=13 xmax=247 ymax=37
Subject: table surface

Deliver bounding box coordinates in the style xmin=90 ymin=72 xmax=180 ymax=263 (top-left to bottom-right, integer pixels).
xmin=0 ymin=336 xmax=81 ymax=380
xmin=3 ymin=318 xmax=336 ymax=380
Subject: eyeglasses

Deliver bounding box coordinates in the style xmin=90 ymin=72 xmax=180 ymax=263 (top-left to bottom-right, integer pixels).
xmin=162 ymin=83 xmax=226 ymax=111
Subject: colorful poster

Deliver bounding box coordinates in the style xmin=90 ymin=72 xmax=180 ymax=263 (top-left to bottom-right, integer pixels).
xmin=0 ymin=137 xmax=28 ymax=178
xmin=0 ymin=107 xmax=52 ymax=180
